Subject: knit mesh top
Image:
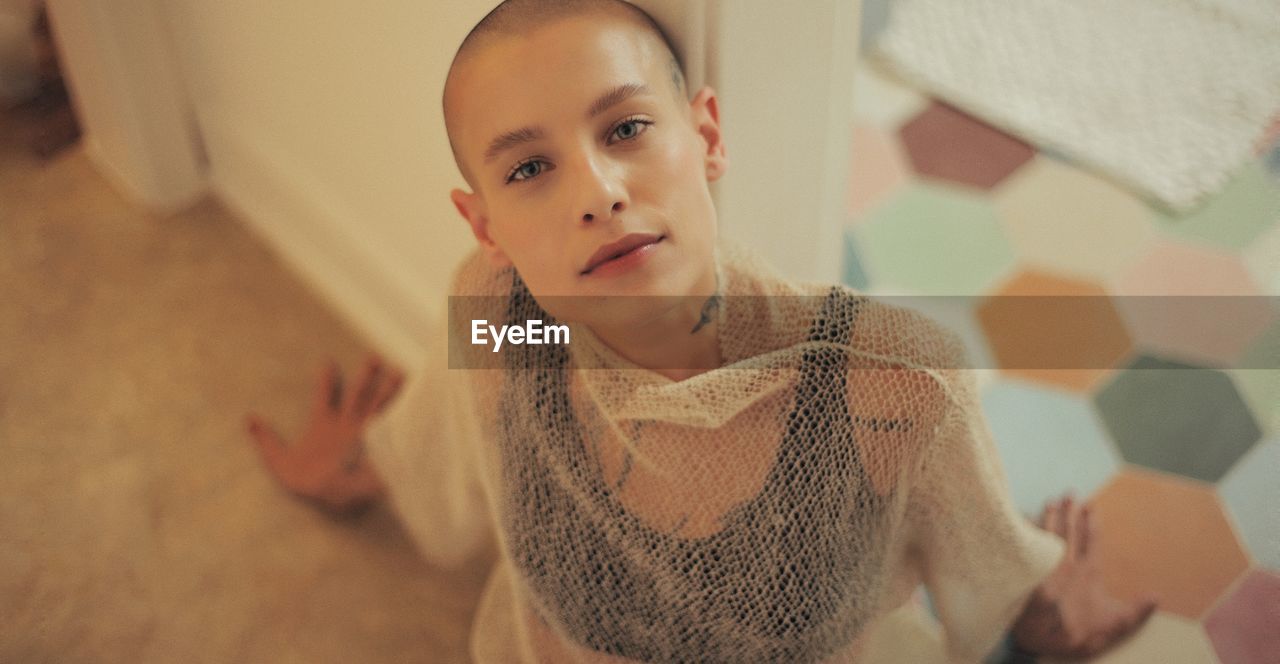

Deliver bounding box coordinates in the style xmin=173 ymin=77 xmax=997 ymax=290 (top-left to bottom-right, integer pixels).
xmin=365 ymin=237 xmax=1065 ymax=663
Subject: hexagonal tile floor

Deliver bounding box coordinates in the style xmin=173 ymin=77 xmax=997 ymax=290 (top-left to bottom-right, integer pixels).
xmin=898 ymin=101 xmax=1036 ymax=190
xmin=993 ymin=158 xmax=1156 ymax=283
xmin=981 ymin=379 xmax=1120 ymax=517
xmin=1241 ymin=223 xmax=1280 ymax=296
xmin=1095 ymin=355 xmax=1262 ymax=483
xmin=1203 ymin=568 xmax=1280 ymax=663
xmin=844 ymin=58 xmax=1278 ymax=658
xmin=1232 ymin=317 xmax=1280 ymax=436
xmin=1113 ymin=241 xmax=1275 ymax=367
xmin=847 ymin=123 xmax=909 ymax=224
xmin=1090 ymin=469 xmax=1250 ymax=620
xmin=855 ymin=182 xmax=1014 ymax=294
xmin=1219 ymin=436 xmax=1280 ymax=570
xmin=977 ymin=270 xmax=1133 ymax=392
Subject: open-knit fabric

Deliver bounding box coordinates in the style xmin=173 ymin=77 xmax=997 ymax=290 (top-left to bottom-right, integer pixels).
xmin=365 ymin=237 xmax=1064 ymax=663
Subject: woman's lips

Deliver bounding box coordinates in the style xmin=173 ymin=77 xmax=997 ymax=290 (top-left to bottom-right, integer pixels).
xmin=581 ymin=236 xmax=664 ymax=277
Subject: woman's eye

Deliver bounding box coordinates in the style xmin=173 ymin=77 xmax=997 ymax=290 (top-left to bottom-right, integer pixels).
xmin=507 ymin=160 xmax=547 ymax=183
xmin=609 ymin=118 xmax=652 ymax=143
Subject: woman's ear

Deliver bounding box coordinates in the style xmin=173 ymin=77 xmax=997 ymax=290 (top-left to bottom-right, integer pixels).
xmin=689 ymin=86 xmax=729 ymax=182
xmin=451 ymin=188 xmax=513 ymax=269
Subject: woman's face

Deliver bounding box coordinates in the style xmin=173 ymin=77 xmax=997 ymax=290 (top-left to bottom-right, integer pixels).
xmin=447 ymin=14 xmax=728 ymax=325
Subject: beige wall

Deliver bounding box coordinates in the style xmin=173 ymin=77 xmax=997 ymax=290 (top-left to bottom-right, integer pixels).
xmin=712 ymin=0 xmax=857 ymax=285
xmin=159 ymin=0 xmax=489 ymax=365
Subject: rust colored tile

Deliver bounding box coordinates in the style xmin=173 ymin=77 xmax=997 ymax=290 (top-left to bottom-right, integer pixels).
xmin=1205 ymin=568 xmax=1280 ymax=664
xmin=898 ymin=101 xmax=1036 ymax=190
xmin=1090 ymin=468 xmax=1251 ymax=620
xmin=977 ymin=269 xmax=1133 ymax=392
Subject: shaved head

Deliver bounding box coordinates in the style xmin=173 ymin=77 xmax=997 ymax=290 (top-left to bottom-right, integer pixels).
xmin=443 ymin=0 xmax=688 ymax=188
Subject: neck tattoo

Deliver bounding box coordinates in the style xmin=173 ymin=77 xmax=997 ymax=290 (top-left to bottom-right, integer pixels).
xmin=689 ymin=292 xmax=722 ymax=335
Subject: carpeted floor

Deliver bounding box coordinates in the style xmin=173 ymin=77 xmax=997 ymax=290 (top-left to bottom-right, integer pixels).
xmin=0 ymin=106 xmax=492 ymax=663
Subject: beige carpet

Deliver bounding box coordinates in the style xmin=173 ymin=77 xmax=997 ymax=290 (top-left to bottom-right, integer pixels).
xmin=0 ymin=107 xmax=492 ymax=663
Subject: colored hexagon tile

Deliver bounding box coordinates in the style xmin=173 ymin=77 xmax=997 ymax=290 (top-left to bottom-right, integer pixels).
xmin=841 ymin=229 xmax=870 ymax=291
xmin=1039 ymin=612 xmax=1218 ymax=664
xmin=858 ymin=183 xmax=1015 ymax=295
xmin=1220 ymin=437 xmax=1280 ymax=570
xmin=1232 ymin=368 xmax=1280 ymax=438
xmin=1205 ymin=569 xmax=1280 ymax=664
xmin=993 ymin=158 xmax=1156 ymax=283
xmin=1095 ymin=355 xmax=1262 ymax=483
xmin=1114 ymin=240 xmax=1275 ymax=368
xmin=898 ymin=101 xmax=1036 ymax=191
xmin=1232 ymin=317 xmax=1280 ymax=436
xmin=851 ymin=62 xmax=928 ymax=130
xmin=1153 ymin=161 xmax=1280 ymax=251
xmin=977 ymin=270 xmax=1133 ymax=392
xmin=981 ymin=379 xmax=1120 ymax=517
xmin=847 ymin=123 xmax=910 ymax=224
xmin=1089 ymin=468 xmax=1251 ymax=620
xmin=1242 ymin=224 xmax=1280 ymax=296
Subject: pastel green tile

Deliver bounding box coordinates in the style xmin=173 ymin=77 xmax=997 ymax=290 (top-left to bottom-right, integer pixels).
xmin=1154 ymin=161 xmax=1280 ymax=251
xmin=1095 ymin=355 xmax=1263 ymax=483
xmin=1242 ymin=224 xmax=1279 ymax=296
xmin=982 ymin=380 xmax=1120 ymax=518
xmin=1233 ymin=371 xmax=1280 ymax=437
xmin=1234 ymin=316 xmax=1280 ymax=435
xmin=859 ymin=183 xmax=1015 ymax=295
xmin=1220 ymin=437 xmax=1280 ymax=569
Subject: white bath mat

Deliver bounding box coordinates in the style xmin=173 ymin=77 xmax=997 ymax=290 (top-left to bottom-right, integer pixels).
xmin=874 ymin=0 xmax=1280 ymax=212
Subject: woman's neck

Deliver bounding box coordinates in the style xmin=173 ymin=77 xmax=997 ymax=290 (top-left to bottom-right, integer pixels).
xmin=586 ymin=263 xmax=724 ymax=382
xmin=588 ymin=293 xmax=723 ymax=382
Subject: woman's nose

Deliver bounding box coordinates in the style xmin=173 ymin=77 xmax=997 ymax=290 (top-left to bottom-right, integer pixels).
xmin=583 ymin=200 xmax=625 ymax=223
xmin=571 ymin=153 xmax=628 ymax=224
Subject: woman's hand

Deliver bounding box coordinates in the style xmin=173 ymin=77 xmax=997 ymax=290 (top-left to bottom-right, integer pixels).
xmin=1010 ymin=492 xmax=1159 ymax=659
xmin=246 ymin=355 xmax=405 ymax=514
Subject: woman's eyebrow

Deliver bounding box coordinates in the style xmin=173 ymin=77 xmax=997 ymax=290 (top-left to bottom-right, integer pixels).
xmin=485 ymin=126 xmax=545 ymax=165
xmin=586 ymin=82 xmax=651 ymax=119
